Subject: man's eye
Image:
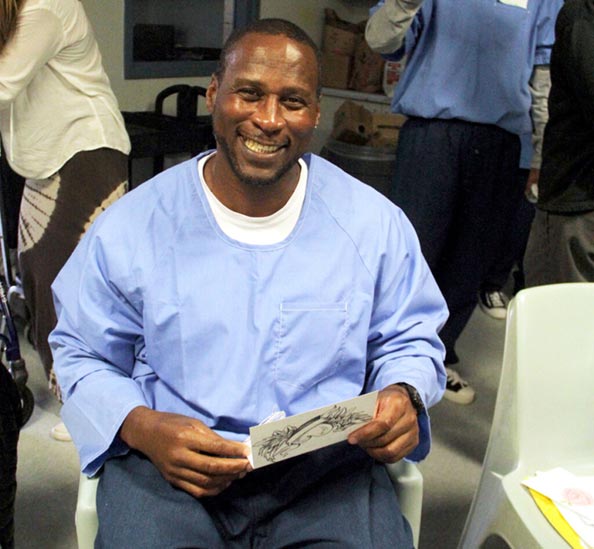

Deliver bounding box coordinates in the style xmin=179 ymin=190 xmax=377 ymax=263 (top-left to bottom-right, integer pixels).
xmin=238 ymin=88 xmax=260 ymax=100
xmin=283 ymin=97 xmax=306 ymax=109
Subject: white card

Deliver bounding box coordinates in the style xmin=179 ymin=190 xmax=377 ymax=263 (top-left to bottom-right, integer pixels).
xmin=523 ymin=468 xmax=594 ymax=547
xmin=247 ymin=392 xmax=378 ymax=469
xmin=523 ymin=468 xmax=594 ymax=524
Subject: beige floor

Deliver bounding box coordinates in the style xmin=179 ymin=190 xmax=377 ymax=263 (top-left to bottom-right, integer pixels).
xmin=12 ymin=305 xmax=507 ymax=549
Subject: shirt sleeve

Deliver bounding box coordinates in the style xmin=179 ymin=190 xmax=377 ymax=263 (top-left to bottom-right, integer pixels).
xmin=365 ymin=0 xmax=423 ymax=56
xmin=529 ymin=65 xmax=551 ymax=169
xmin=50 ymin=217 xmax=149 ymax=476
xmin=0 ymin=7 xmax=64 ymax=107
xmin=533 ymin=1 xmax=562 ymax=66
xmin=364 ymin=208 xmax=448 ymax=462
xmin=527 ymin=1 xmax=562 ymax=168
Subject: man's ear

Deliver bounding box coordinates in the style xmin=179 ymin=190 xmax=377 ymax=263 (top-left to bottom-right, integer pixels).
xmin=206 ymin=74 xmax=218 ymax=114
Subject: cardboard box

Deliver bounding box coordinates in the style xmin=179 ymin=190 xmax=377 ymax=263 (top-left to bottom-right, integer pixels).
xmin=322 ymin=24 xmax=358 ymax=56
xmin=321 ymin=51 xmax=352 ymax=90
xmin=369 ymin=113 xmax=407 ymax=148
xmin=322 ymin=9 xmax=360 ymax=56
xmin=331 ymin=100 xmax=373 ymax=145
xmin=349 ymin=36 xmax=385 ymax=94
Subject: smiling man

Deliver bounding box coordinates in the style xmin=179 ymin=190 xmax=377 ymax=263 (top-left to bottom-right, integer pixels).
xmin=50 ymin=19 xmax=448 ymax=548
xmin=206 ymin=30 xmax=320 ymax=196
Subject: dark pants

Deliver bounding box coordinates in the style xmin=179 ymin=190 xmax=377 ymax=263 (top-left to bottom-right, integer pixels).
xmin=390 ymin=118 xmax=521 ymax=356
xmin=95 ymin=444 xmax=413 ymax=548
xmin=524 ymin=208 xmax=594 ymax=286
xmin=0 ymin=362 xmax=22 ymax=549
xmin=481 ymin=169 xmax=535 ymax=293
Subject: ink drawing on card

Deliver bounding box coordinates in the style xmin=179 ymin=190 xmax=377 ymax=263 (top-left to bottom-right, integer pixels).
xmin=248 ymin=391 xmax=378 ymax=469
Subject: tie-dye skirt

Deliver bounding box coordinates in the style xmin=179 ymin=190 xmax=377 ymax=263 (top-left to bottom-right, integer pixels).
xmin=18 ymin=148 xmax=128 ymax=399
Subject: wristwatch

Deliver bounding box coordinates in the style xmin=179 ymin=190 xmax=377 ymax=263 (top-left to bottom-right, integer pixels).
xmin=395 ymin=382 xmax=425 ymax=416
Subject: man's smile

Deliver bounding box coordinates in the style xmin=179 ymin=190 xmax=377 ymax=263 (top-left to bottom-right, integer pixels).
xmin=241 ymin=135 xmax=286 ymax=154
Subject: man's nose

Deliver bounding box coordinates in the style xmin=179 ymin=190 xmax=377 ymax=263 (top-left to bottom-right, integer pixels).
xmin=252 ymin=96 xmax=285 ymax=132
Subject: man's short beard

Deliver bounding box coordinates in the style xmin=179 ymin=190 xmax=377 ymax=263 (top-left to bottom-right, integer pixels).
xmin=215 ymin=133 xmax=296 ymax=188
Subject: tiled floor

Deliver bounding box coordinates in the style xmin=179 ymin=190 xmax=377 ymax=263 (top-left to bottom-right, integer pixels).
xmin=12 ymin=306 xmax=507 ymax=549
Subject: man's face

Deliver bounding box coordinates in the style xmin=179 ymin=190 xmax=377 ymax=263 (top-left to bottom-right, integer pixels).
xmin=206 ymin=32 xmax=321 ymax=188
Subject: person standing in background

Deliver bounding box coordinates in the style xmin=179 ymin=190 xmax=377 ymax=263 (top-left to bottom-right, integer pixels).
xmin=366 ymin=0 xmax=561 ymax=404
xmin=524 ymin=0 xmax=594 ymax=286
xmin=0 ymin=0 xmax=131 ymax=439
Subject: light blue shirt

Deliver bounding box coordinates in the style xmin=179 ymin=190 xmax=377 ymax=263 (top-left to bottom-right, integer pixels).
xmin=376 ymin=0 xmax=561 ymax=136
xmin=50 ymin=153 xmax=448 ymax=475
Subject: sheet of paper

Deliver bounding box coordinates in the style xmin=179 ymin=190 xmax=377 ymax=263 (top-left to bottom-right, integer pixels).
xmin=557 ymin=506 xmax=594 ymax=548
xmin=247 ymin=391 xmax=378 ymax=469
xmin=523 ymin=468 xmax=594 ymax=523
xmin=523 ymin=468 xmax=594 ymax=548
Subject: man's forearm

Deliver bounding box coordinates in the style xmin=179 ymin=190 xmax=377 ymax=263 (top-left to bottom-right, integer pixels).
xmin=119 ymin=405 xmax=157 ymax=451
xmin=365 ymin=0 xmax=423 ymax=54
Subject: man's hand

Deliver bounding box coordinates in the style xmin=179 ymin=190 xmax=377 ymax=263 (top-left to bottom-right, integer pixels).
xmin=347 ymin=385 xmax=419 ymax=463
xmin=525 ymin=168 xmax=540 ymax=202
xmin=120 ymin=406 xmax=252 ymax=498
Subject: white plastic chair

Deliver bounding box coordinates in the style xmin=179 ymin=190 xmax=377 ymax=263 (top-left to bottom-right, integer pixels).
xmin=75 ymin=473 xmax=99 ymax=549
xmin=458 ymin=283 xmax=594 ymax=549
xmin=76 ymin=460 xmax=423 ymax=548
xmin=386 ymin=460 xmax=424 ymax=547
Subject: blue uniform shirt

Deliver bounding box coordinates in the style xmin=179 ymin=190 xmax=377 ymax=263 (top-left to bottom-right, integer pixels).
xmin=375 ymin=0 xmax=561 ymax=136
xmin=50 ymin=153 xmax=448 ymax=475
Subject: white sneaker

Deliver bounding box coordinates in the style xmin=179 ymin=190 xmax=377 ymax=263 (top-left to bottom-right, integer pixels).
xmin=478 ymin=290 xmax=508 ymax=320
xmin=50 ymin=421 xmax=72 ymax=442
xmin=444 ymin=367 xmax=476 ymax=405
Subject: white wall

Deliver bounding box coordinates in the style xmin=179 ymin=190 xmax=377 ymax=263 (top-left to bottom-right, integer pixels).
xmin=81 ymin=0 xmax=211 ymax=114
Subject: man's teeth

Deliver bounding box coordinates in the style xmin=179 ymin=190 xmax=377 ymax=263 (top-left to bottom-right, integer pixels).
xmin=244 ymin=138 xmax=282 ymax=153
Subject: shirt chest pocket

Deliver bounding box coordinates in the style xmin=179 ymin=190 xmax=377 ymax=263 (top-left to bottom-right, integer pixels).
xmin=275 ymin=302 xmax=349 ymax=389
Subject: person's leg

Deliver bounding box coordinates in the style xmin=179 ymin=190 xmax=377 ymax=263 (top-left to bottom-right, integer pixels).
xmin=253 ymin=443 xmax=412 ymax=548
xmin=481 ymin=169 xmax=532 ymax=291
xmin=390 ymin=117 xmax=461 ymax=270
xmin=437 ymin=124 xmax=521 ymax=349
xmin=436 ymin=124 xmax=520 ymax=400
xmin=96 ymin=444 xmax=411 ymax=549
xmin=559 ymin=210 xmax=594 ymax=281
xmin=479 ymin=169 xmax=535 ymax=317
xmin=96 ymin=451 xmax=233 ymax=549
xmin=524 ymin=209 xmax=594 ymax=286
xmin=0 ymin=360 xmax=22 ymax=549
xmin=523 ymin=209 xmax=549 ymax=287
xmin=391 ymin=118 xmax=481 ymax=402
xmin=18 ymin=149 xmax=127 ymax=399
xmin=510 ymin=193 xmax=536 ymax=294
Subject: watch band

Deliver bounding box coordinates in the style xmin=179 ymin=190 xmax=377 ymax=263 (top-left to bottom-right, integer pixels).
xmin=395 ymin=382 xmax=425 ymax=415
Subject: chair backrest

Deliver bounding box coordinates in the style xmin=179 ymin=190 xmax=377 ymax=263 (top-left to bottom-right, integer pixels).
xmin=487 ymin=283 xmax=594 ymax=475
xmin=154 ymin=85 xmax=208 ymax=120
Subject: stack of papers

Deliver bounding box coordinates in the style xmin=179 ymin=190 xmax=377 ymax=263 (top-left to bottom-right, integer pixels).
xmin=522 ymin=468 xmax=594 ymax=548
